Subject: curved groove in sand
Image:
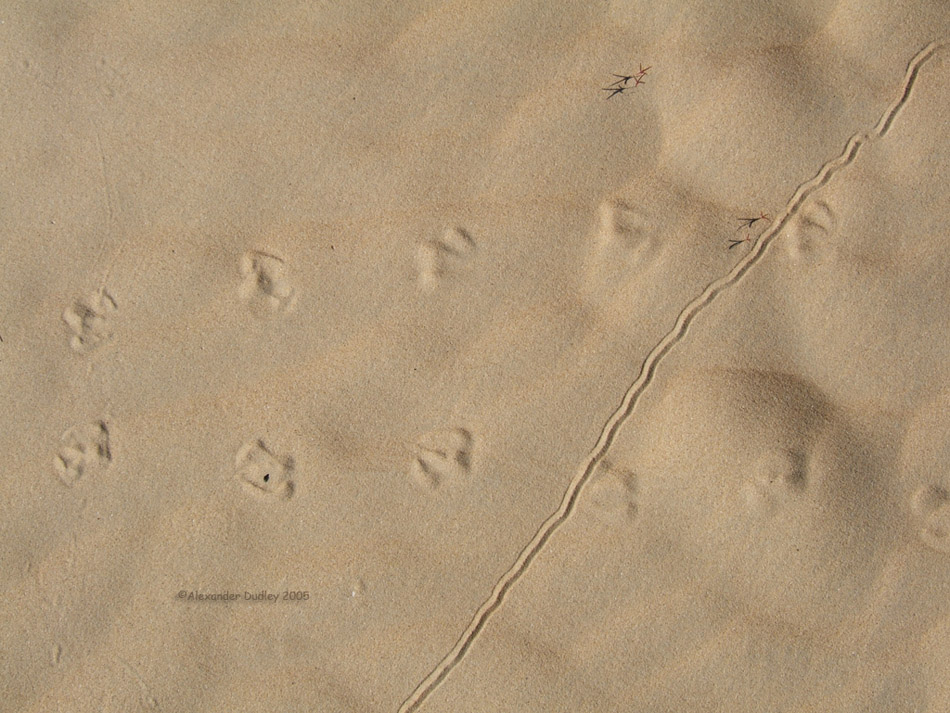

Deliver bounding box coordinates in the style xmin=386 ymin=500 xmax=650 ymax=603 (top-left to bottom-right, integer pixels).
xmin=397 ymin=40 xmax=945 ymax=713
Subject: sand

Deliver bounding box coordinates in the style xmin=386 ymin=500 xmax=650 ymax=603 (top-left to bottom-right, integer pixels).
xmin=1 ymin=2 xmax=948 ymax=711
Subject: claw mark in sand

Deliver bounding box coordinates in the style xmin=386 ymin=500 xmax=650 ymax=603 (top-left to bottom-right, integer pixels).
xmin=397 ymin=40 xmax=945 ymax=712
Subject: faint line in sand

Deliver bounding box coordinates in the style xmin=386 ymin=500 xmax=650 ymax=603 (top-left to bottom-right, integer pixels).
xmin=397 ymin=40 xmax=946 ymax=712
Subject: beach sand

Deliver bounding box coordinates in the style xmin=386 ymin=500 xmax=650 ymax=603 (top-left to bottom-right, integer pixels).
xmin=1 ymin=2 xmax=948 ymax=711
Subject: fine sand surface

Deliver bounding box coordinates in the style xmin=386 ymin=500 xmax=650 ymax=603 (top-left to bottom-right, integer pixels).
xmin=1 ymin=2 xmax=948 ymax=712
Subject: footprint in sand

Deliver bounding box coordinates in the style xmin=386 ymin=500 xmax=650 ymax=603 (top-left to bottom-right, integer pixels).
xmin=55 ymin=421 xmax=111 ymax=487
xmin=416 ymin=227 xmax=476 ymax=292
xmin=410 ymin=427 xmax=474 ymax=490
xmin=785 ymin=196 xmax=836 ymax=261
xmin=589 ymin=199 xmax=659 ymax=276
xmin=900 ymin=388 xmax=950 ymax=555
xmin=580 ymin=199 xmax=656 ymax=307
xmin=910 ymin=485 xmax=950 ymax=554
xmin=742 ymin=447 xmax=809 ymax=517
xmin=62 ymin=289 xmax=117 ymax=353
xmin=234 ymin=439 xmax=295 ymax=500
xmin=585 ymin=459 xmax=638 ymax=522
xmin=239 ymin=250 xmax=296 ymax=315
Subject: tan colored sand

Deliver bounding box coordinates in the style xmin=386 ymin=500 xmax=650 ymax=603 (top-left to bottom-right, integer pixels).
xmin=1 ymin=2 xmax=948 ymax=712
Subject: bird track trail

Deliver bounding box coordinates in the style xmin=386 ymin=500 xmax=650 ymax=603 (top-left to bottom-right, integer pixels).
xmin=397 ymin=39 xmax=946 ymax=713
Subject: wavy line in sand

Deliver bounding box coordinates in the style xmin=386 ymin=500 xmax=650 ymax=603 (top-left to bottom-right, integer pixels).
xmin=398 ymin=40 xmax=946 ymax=713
